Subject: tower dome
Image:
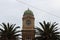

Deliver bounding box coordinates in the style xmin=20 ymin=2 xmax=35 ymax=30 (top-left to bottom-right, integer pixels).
xmin=24 ymin=9 xmax=34 ymax=16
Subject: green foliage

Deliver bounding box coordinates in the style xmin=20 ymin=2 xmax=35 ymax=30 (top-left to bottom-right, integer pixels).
xmin=0 ymin=23 xmax=20 ymax=40
xmin=35 ymin=21 xmax=60 ymax=40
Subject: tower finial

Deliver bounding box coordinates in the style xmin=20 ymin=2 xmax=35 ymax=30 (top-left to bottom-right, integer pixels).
xmin=28 ymin=8 xmax=29 ymax=11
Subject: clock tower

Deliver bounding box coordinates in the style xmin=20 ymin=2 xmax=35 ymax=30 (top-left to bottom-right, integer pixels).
xmin=22 ymin=9 xmax=35 ymax=40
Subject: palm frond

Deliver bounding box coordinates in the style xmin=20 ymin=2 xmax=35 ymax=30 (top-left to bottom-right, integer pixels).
xmin=0 ymin=28 xmax=4 ymax=32
xmin=39 ymin=22 xmax=45 ymax=30
xmin=50 ymin=22 xmax=58 ymax=30
xmin=14 ymin=34 xmax=21 ymax=36
xmin=14 ymin=31 xmax=21 ymax=34
xmin=2 ymin=23 xmax=7 ymax=30
xmin=12 ymin=26 xmax=20 ymax=32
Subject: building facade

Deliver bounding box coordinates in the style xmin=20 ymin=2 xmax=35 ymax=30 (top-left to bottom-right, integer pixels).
xmin=22 ymin=9 xmax=35 ymax=40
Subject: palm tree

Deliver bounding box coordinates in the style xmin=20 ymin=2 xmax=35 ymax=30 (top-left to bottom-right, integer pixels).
xmin=35 ymin=21 xmax=60 ymax=40
xmin=0 ymin=23 xmax=21 ymax=40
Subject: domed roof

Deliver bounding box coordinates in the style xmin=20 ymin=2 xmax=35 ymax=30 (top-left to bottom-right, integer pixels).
xmin=24 ymin=9 xmax=34 ymax=16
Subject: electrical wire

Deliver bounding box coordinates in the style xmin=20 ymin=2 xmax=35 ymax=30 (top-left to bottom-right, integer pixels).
xmin=16 ymin=0 xmax=60 ymax=19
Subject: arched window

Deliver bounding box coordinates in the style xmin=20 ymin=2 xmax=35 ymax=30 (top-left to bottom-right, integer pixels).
xmin=26 ymin=36 xmax=31 ymax=40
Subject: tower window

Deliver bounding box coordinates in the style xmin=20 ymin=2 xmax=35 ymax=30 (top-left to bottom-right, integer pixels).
xmin=26 ymin=36 xmax=31 ymax=40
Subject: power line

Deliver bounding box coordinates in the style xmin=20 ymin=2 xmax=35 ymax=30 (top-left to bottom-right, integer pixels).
xmin=16 ymin=0 xmax=60 ymax=19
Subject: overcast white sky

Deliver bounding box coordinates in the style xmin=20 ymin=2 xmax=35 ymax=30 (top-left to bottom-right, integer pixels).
xmin=0 ymin=0 xmax=60 ymax=29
